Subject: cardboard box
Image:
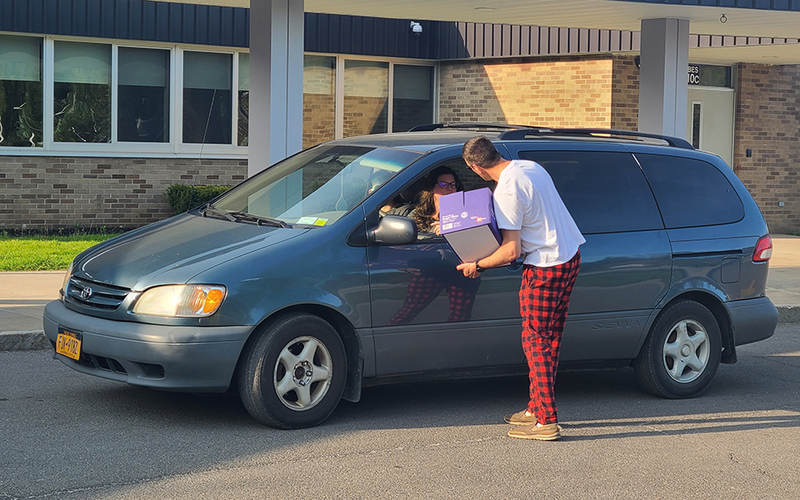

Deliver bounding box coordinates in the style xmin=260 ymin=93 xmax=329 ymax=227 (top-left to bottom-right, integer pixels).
xmin=439 ymin=187 xmax=502 ymax=263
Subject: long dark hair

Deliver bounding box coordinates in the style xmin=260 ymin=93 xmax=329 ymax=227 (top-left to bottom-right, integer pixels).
xmin=412 ymin=166 xmax=463 ymax=232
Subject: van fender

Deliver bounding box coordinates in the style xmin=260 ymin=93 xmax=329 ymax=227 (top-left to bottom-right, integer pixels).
xmin=634 ymin=279 xmax=735 ymax=364
xmin=242 ymin=298 xmax=366 ymax=403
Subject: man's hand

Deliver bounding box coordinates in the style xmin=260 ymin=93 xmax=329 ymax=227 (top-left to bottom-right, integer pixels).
xmin=457 ymin=262 xmax=480 ymax=278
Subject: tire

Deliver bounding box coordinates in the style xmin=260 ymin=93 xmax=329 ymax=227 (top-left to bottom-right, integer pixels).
xmin=634 ymin=300 xmax=722 ymax=399
xmin=238 ymin=313 xmax=347 ymax=429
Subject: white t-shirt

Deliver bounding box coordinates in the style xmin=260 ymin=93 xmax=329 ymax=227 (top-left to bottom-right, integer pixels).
xmin=493 ymin=159 xmax=585 ymax=267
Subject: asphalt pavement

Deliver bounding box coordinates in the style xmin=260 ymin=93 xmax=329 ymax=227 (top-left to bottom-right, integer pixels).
xmin=2 ymin=234 xmax=799 ymax=352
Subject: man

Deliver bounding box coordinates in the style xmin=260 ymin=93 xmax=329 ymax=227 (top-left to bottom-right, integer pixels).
xmin=458 ymin=136 xmax=584 ymax=441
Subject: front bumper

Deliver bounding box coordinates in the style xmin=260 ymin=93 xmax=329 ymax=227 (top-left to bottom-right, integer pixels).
xmin=43 ymin=300 xmax=253 ymax=392
xmin=727 ymin=296 xmax=779 ymax=346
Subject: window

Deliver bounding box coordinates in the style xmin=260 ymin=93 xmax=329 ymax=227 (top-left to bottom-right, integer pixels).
xmin=636 ymin=154 xmax=744 ymax=229
xmin=691 ymin=102 xmax=702 ymax=150
xmin=118 ymin=47 xmax=169 ymax=143
xmin=393 ymin=65 xmax=434 ymax=132
xmin=0 ymin=35 xmax=43 ymax=147
xmin=344 ymin=60 xmax=388 ymax=137
xmin=183 ymin=51 xmax=232 ymax=144
xmin=0 ymin=37 xmax=434 ymax=155
xmin=53 ymin=41 xmax=111 ymax=143
xmin=238 ymin=53 xmax=249 ymax=146
xmin=213 ymin=144 xmax=421 ymax=225
xmin=519 ymin=151 xmax=663 ymax=234
xmin=303 ymin=55 xmax=336 ymax=149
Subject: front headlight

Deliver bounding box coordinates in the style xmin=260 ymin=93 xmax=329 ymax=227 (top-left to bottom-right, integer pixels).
xmin=132 ymin=285 xmax=227 ymax=318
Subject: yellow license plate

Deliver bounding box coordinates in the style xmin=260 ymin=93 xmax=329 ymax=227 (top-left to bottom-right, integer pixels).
xmin=56 ymin=329 xmax=82 ymax=361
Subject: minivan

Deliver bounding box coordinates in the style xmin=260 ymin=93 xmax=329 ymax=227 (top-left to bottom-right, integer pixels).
xmin=44 ymin=124 xmax=778 ymax=429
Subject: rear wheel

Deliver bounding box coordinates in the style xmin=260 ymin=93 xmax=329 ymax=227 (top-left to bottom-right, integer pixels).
xmin=238 ymin=313 xmax=346 ymax=429
xmin=634 ymin=300 xmax=721 ymax=398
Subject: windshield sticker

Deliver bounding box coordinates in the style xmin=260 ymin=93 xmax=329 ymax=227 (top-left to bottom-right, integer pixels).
xmin=314 ymin=219 xmax=328 ymax=226
xmin=297 ymin=217 xmax=318 ymax=225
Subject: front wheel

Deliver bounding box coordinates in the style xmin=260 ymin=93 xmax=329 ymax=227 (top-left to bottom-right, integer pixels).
xmin=634 ymin=300 xmax=722 ymax=398
xmin=238 ymin=313 xmax=347 ymax=429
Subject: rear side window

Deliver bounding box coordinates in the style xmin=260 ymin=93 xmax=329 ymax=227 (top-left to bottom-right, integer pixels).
xmin=636 ymin=154 xmax=744 ymax=229
xmin=518 ymin=151 xmax=662 ymax=234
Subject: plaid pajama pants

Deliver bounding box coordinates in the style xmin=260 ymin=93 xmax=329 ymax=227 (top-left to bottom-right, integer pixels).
xmin=519 ymin=249 xmax=581 ymax=425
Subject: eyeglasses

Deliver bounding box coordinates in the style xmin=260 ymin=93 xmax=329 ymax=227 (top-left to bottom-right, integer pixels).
xmin=437 ymin=181 xmax=457 ymax=190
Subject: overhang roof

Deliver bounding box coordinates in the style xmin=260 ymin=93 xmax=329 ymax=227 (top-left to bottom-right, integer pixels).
xmin=161 ymin=0 xmax=800 ymax=64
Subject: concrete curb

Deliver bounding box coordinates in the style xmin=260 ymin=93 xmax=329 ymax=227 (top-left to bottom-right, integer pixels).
xmin=777 ymin=305 xmax=800 ymax=325
xmin=2 ymin=305 xmax=799 ymax=353
xmin=1 ymin=331 xmax=49 ymax=352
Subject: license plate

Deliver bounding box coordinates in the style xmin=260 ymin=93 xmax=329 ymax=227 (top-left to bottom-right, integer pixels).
xmin=56 ymin=329 xmax=82 ymax=361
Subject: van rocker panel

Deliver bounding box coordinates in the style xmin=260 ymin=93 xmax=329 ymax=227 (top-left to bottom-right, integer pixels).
xmin=44 ymin=300 xmax=252 ymax=392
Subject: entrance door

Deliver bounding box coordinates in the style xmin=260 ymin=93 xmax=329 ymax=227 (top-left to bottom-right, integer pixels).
xmin=687 ymin=87 xmax=735 ymax=168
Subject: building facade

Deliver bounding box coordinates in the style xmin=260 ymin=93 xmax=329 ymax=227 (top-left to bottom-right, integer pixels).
xmin=1 ymin=1 xmax=798 ymax=232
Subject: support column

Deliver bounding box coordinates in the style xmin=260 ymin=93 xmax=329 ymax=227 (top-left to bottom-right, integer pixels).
xmin=638 ymin=18 xmax=690 ymax=139
xmin=249 ymin=0 xmax=305 ymax=177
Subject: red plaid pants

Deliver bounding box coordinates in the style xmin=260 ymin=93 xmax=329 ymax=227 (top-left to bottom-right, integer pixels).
xmin=519 ymin=249 xmax=581 ymax=425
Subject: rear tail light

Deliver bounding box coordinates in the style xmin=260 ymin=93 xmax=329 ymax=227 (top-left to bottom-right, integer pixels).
xmin=753 ymin=235 xmax=773 ymax=262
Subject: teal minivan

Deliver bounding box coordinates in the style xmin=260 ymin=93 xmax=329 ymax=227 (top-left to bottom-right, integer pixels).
xmin=44 ymin=125 xmax=778 ymax=428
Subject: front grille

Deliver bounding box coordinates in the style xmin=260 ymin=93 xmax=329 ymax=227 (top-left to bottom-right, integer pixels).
xmin=66 ymin=276 xmax=130 ymax=310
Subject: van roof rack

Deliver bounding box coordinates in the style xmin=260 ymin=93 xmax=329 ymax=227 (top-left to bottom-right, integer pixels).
xmin=408 ymin=123 xmax=530 ymax=132
xmin=498 ymin=127 xmax=694 ymax=149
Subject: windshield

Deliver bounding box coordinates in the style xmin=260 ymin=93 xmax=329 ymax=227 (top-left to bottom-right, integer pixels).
xmin=212 ymin=145 xmax=421 ymax=226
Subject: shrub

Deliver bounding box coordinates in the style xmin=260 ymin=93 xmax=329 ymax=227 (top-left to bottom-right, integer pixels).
xmin=165 ymin=184 xmax=231 ymax=214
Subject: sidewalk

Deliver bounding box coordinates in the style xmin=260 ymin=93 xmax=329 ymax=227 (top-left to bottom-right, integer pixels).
xmin=2 ymin=235 xmax=799 ymax=351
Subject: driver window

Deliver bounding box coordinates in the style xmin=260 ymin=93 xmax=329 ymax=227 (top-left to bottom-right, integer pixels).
xmin=377 ymin=157 xmax=494 ymax=242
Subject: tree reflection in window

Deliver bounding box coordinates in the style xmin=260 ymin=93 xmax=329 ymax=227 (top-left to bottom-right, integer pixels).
xmin=0 ymin=35 xmax=43 ymax=147
xmin=53 ymin=41 xmax=111 ymax=143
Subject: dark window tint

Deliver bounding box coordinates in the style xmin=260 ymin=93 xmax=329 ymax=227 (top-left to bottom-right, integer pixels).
xmin=636 ymin=154 xmax=744 ymax=229
xmin=183 ymin=51 xmax=232 ymax=145
xmin=518 ymin=151 xmax=662 ymax=234
xmin=118 ymin=48 xmax=169 ymax=143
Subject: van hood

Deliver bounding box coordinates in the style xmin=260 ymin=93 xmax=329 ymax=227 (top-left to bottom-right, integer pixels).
xmin=72 ymin=214 xmax=307 ymax=290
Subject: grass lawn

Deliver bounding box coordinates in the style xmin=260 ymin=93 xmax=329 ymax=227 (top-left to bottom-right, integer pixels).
xmin=0 ymin=233 xmax=121 ymax=272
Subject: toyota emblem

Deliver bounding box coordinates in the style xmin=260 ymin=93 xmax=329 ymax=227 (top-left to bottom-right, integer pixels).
xmin=80 ymin=287 xmax=93 ymax=300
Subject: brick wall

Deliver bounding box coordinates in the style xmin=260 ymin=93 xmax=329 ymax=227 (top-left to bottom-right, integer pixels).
xmin=303 ymin=93 xmax=336 ymax=149
xmin=734 ymin=63 xmax=800 ymax=234
xmin=0 ymin=156 xmax=247 ymax=230
xmin=342 ymin=96 xmax=388 ymax=137
xmin=439 ymin=55 xmax=614 ymax=127
xmin=611 ymin=55 xmax=639 ymax=131
xmin=303 ymin=56 xmax=336 ymax=149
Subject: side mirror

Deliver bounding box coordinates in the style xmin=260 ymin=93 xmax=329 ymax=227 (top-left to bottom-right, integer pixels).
xmin=367 ymin=215 xmax=418 ymax=245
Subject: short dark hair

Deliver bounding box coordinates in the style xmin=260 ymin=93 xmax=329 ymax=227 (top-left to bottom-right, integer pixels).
xmin=462 ymin=136 xmax=501 ymax=168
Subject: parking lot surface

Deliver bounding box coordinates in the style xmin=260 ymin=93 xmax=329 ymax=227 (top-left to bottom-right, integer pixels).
xmin=1 ymin=322 xmax=798 ymax=499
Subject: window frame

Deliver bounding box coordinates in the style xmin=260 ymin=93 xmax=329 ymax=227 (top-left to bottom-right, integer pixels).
xmin=307 ymin=52 xmax=438 ymax=142
xmin=0 ymin=33 xmax=438 ymax=158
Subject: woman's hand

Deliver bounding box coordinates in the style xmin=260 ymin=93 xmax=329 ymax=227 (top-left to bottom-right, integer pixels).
xmin=431 ymin=221 xmax=441 ymax=235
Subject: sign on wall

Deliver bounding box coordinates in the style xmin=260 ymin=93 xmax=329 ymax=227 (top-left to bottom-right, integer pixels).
xmin=688 ymin=64 xmax=732 ymax=88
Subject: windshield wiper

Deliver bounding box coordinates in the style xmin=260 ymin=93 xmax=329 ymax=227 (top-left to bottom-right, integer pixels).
xmin=225 ymin=211 xmax=289 ymax=228
xmin=201 ymin=204 xmax=237 ymax=222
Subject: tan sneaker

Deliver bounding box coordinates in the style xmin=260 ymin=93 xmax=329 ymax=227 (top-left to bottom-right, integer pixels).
xmin=504 ymin=409 xmax=538 ymax=426
xmin=507 ymin=423 xmax=561 ymax=441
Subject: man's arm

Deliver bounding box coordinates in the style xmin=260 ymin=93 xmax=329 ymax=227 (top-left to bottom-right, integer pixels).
xmin=456 ymin=229 xmax=521 ymax=278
